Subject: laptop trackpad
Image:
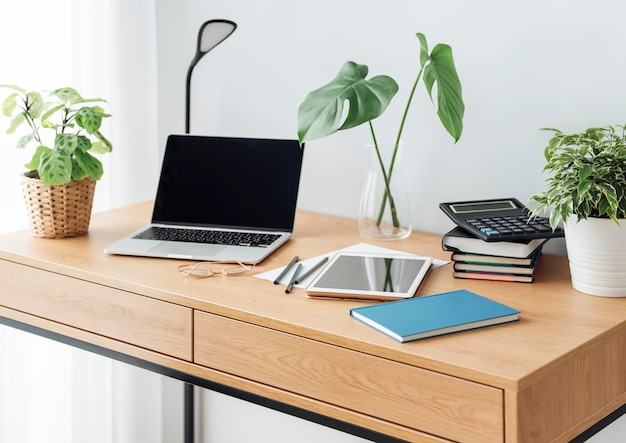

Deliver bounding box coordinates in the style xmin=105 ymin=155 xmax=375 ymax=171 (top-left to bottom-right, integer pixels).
xmin=149 ymin=242 xmax=227 ymax=258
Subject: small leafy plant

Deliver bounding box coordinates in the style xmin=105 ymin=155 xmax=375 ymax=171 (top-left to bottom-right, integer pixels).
xmin=297 ymin=32 xmax=464 ymax=228
xmin=1 ymin=85 xmax=112 ymax=186
xmin=530 ymin=124 xmax=626 ymax=227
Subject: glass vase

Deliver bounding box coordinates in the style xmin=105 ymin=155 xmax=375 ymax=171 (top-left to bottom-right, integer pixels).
xmin=359 ymin=141 xmax=412 ymax=240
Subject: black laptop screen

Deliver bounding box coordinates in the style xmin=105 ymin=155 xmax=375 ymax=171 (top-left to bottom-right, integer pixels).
xmin=151 ymin=135 xmax=304 ymax=232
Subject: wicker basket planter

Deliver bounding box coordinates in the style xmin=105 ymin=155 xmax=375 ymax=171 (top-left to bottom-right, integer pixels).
xmin=21 ymin=171 xmax=96 ymax=239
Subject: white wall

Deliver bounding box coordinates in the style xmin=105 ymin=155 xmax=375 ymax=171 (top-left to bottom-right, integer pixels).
xmin=155 ymin=0 xmax=626 ymax=256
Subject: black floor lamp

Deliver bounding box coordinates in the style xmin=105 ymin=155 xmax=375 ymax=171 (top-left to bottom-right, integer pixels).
xmin=183 ymin=18 xmax=237 ymax=443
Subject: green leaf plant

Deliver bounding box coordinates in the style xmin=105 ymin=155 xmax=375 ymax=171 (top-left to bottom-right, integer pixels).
xmin=297 ymin=32 xmax=464 ymax=228
xmin=1 ymin=85 xmax=112 ymax=186
xmin=529 ymin=124 xmax=626 ymax=228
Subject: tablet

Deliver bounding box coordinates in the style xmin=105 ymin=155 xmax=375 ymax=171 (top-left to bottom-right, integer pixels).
xmin=306 ymin=252 xmax=432 ymax=301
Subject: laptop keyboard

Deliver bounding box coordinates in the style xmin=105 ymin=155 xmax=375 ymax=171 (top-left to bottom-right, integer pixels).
xmin=133 ymin=226 xmax=280 ymax=247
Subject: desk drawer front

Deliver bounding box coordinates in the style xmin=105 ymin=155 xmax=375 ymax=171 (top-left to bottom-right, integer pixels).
xmin=194 ymin=312 xmax=503 ymax=443
xmin=0 ymin=261 xmax=192 ymax=360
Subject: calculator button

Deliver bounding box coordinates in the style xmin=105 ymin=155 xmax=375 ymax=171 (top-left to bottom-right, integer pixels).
xmin=480 ymin=228 xmax=501 ymax=236
xmin=532 ymin=224 xmax=550 ymax=231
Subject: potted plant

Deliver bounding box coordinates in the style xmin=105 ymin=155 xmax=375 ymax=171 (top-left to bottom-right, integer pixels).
xmin=1 ymin=85 xmax=112 ymax=238
xmin=529 ymin=124 xmax=626 ymax=297
xmin=297 ymin=32 xmax=464 ymax=240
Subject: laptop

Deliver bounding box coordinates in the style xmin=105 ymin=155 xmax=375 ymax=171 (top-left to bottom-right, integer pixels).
xmin=104 ymin=134 xmax=304 ymax=264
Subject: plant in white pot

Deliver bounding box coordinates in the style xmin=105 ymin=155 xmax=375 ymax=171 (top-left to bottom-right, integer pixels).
xmin=1 ymin=85 xmax=112 ymax=238
xmin=297 ymin=32 xmax=464 ymax=240
xmin=529 ymin=124 xmax=626 ymax=297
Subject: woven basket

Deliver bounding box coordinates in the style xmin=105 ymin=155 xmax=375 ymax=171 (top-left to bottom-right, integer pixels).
xmin=21 ymin=171 xmax=97 ymax=239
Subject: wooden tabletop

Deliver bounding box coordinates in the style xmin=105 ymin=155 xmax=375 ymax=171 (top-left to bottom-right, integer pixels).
xmin=0 ymin=201 xmax=622 ymax=390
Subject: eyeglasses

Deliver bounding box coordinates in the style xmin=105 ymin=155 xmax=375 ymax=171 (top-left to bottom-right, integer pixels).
xmin=178 ymin=261 xmax=253 ymax=278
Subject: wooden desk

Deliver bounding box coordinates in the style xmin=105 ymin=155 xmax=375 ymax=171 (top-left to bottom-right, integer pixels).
xmin=0 ymin=202 xmax=624 ymax=442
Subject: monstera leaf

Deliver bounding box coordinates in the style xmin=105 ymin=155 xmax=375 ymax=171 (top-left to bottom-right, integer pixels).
xmin=417 ymin=33 xmax=464 ymax=143
xmin=297 ymin=62 xmax=399 ymax=145
xmin=297 ymin=34 xmax=464 ymax=148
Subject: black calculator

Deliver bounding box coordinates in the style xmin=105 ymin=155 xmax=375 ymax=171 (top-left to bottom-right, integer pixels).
xmin=439 ymin=198 xmax=565 ymax=242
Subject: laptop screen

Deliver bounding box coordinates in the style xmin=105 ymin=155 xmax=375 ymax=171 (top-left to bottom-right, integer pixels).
xmin=152 ymin=135 xmax=304 ymax=232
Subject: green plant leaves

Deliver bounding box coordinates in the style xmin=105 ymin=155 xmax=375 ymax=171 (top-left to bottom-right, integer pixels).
xmin=296 ymin=33 xmax=464 ymax=148
xmin=6 ymin=112 xmax=26 ymax=134
xmin=34 ymin=143 xmax=102 ymax=184
xmin=16 ymin=130 xmax=35 ymax=148
xmin=55 ymin=133 xmax=79 ymax=154
xmin=76 ymin=135 xmax=92 ymax=152
xmin=530 ymin=124 xmax=626 ymax=226
xmin=2 ymin=93 xmax=18 ymax=117
xmin=295 ymin=33 xmax=464 ymax=229
xmin=41 ymin=104 xmax=65 ymax=128
xmin=417 ymin=33 xmax=464 ymax=142
xmin=74 ymin=149 xmax=103 ymax=180
xmin=1 ymin=85 xmax=113 ymax=185
xmin=75 ymin=106 xmax=107 ymax=134
xmin=297 ymin=61 xmax=399 ymax=145
xmin=26 ymin=92 xmax=44 ymax=118
xmin=39 ymin=148 xmax=72 ymax=185
xmin=51 ymin=87 xmax=82 ymax=102
xmin=91 ymin=130 xmax=113 ymax=154
xmin=24 ymin=145 xmax=49 ymax=171
xmin=2 ymin=91 xmax=43 ymax=135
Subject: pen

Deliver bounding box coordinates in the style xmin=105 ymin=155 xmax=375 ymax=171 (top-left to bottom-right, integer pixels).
xmin=294 ymin=256 xmax=329 ymax=284
xmin=285 ymin=263 xmax=302 ymax=294
xmin=273 ymin=255 xmax=298 ymax=284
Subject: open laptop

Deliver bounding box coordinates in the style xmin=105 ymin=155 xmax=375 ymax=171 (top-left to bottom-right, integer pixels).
xmin=104 ymin=134 xmax=304 ymax=264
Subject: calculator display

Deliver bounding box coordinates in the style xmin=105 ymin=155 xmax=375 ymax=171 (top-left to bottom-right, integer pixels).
xmin=449 ymin=200 xmax=519 ymax=214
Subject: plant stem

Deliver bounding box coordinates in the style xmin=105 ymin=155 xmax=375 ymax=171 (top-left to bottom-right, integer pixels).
xmin=369 ymin=122 xmax=400 ymax=227
xmin=391 ymin=63 xmax=424 ymax=177
xmin=22 ymin=97 xmax=42 ymax=145
xmin=62 ymin=107 xmax=70 ymax=134
xmin=373 ymin=64 xmax=425 ymax=227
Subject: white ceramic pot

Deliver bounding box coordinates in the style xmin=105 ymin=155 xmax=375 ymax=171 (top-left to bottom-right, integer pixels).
xmin=564 ymin=217 xmax=626 ymax=297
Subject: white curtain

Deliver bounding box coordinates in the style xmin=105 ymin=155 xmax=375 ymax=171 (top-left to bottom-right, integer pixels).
xmin=0 ymin=1 xmax=166 ymax=442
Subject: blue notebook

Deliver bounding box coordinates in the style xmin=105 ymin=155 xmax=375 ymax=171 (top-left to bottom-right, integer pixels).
xmin=350 ymin=290 xmax=520 ymax=342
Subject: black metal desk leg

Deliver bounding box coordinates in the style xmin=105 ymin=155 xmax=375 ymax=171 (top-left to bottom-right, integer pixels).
xmin=185 ymin=383 xmax=194 ymax=443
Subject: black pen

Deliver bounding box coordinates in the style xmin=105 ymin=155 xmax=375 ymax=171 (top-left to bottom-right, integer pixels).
xmin=273 ymin=255 xmax=298 ymax=284
xmin=294 ymin=256 xmax=329 ymax=284
xmin=285 ymin=263 xmax=301 ymax=294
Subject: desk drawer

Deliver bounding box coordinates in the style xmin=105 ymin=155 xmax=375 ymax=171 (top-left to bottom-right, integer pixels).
xmin=194 ymin=312 xmax=503 ymax=442
xmin=0 ymin=260 xmax=192 ymax=360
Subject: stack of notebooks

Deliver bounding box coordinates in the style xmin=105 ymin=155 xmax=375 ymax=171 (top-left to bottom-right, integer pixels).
xmin=442 ymin=227 xmax=547 ymax=283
